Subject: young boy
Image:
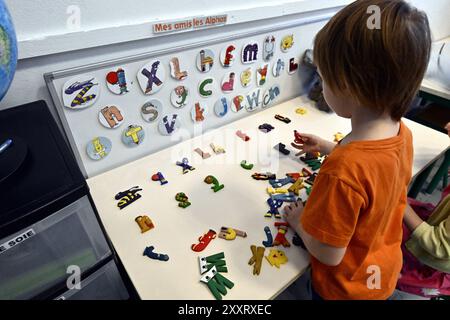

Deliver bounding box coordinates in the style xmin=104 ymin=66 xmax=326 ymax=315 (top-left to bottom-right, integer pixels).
xmin=284 ymin=0 xmax=432 ymax=300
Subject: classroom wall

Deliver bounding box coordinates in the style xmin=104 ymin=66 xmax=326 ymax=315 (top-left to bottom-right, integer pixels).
xmin=0 ymin=0 xmax=352 ymax=118
xmin=408 ymin=0 xmax=450 ymax=41
xmin=6 ymin=0 xmax=353 ymax=59
xmin=1 ymin=0 xmax=449 ymax=115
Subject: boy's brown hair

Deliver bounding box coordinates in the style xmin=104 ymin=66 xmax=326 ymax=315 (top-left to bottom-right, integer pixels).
xmin=314 ymin=0 xmax=431 ymax=121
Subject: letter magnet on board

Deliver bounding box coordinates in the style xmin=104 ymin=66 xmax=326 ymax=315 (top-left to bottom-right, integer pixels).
xmin=63 ymin=75 xmax=100 ymax=109
xmin=170 ymin=85 xmax=190 ymax=109
xmin=158 ymin=114 xmax=181 ymax=136
xmin=137 ymin=59 xmax=166 ymax=95
xmin=191 ymin=102 xmax=208 ymax=123
xmin=122 ymin=125 xmax=145 ymax=146
xmin=106 ymin=67 xmax=131 ymax=95
xmin=263 ymin=35 xmax=276 ymax=61
xmin=198 ymin=77 xmax=214 ymax=97
xmin=214 ymin=97 xmax=230 ymax=117
xmin=196 ymin=49 xmax=215 ymax=73
xmin=141 ymin=99 xmax=163 ymax=122
xmin=220 ymin=44 xmax=236 ymax=68
xmin=242 ymin=42 xmax=259 ymax=64
xmin=86 ymin=137 xmax=112 ymax=160
xmin=281 ymin=34 xmax=294 ymax=52
xmin=240 ymin=67 xmax=253 ymax=88
xmin=169 ymin=57 xmax=188 ymax=80
xmin=98 ymin=105 xmax=124 ymax=129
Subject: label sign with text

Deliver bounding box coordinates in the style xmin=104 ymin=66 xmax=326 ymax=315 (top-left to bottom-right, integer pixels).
xmin=153 ymin=15 xmax=228 ymax=34
xmin=0 ymin=229 xmax=36 ymax=254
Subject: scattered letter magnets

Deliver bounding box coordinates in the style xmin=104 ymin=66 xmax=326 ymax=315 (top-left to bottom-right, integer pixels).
xmin=135 ymin=215 xmax=154 ymax=233
xmin=115 ymin=186 xmax=142 ymax=209
xmin=218 ymin=227 xmax=247 ymax=240
xmin=248 ymin=245 xmax=265 ymax=276
xmin=191 ymin=229 xmax=216 ymax=252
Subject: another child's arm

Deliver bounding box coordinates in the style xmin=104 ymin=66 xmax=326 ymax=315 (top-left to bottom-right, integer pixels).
xmin=404 ymin=200 xmax=450 ymax=259
xmin=284 ymin=201 xmax=347 ymax=266
xmin=291 ymin=133 xmax=336 ymax=156
xmin=403 ymin=203 xmax=424 ymax=231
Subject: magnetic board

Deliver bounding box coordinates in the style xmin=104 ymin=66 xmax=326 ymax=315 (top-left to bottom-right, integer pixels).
xmin=45 ymin=17 xmax=327 ymax=178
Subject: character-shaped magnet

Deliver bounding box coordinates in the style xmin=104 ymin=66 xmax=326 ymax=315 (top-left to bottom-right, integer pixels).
xmin=122 ymin=125 xmax=145 ymax=146
xmin=242 ymin=42 xmax=258 ymax=64
xmin=170 ymin=85 xmax=190 ymax=108
xmin=256 ymin=64 xmax=269 ymax=87
xmin=220 ymin=44 xmax=236 ymax=68
xmin=196 ymin=49 xmax=215 ymax=73
xmin=98 ymin=105 xmax=124 ymax=129
xmin=198 ymin=78 xmax=214 ymax=97
xmin=158 ymin=114 xmax=181 ymax=136
xmin=86 ymin=136 xmax=112 ymax=160
xmin=191 ymin=102 xmax=208 ymax=122
xmin=62 ymin=75 xmax=100 ymax=109
xmin=263 ymin=85 xmax=281 ymax=108
xmin=273 ymin=58 xmax=285 ymax=77
xmin=169 ymin=57 xmax=188 ymax=80
xmin=245 ymin=88 xmax=262 ymax=112
xmin=231 ymin=95 xmax=246 ymax=113
xmin=288 ymin=57 xmax=299 ymax=74
xmin=137 ymin=59 xmax=166 ymax=95
xmin=214 ymin=97 xmax=230 ymax=117
xmin=240 ymin=67 xmax=253 ymax=88
xmin=141 ymin=99 xmax=163 ymax=122
xmin=263 ymin=35 xmax=276 ymax=61
xmin=281 ymin=34 xmax=294 ymax=52
xmin=221 ymin=72 xmax=235 ymax=93
xmin=106 ymin=68 xmax=131 ymax=95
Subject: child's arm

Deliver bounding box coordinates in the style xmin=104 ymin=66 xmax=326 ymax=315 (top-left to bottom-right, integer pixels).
xmin=403 ymin=203 xmax=424 ymax=231
xmin=404 ymin=200 xmax=450 ymax=259
xmin=285 ymin=201 xmax=347 ymax=266
xmin=291 ymin=133 xmax=336 ymax=156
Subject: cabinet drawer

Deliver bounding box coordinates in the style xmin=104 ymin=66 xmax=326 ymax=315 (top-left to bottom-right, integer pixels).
xmin=0 ymin=196 xmax=111 ymax=299
xmin=55 ymin=260 xmax=129 ymax=300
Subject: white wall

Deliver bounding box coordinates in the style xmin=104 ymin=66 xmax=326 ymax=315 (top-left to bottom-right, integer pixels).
xmin=1 ymin=0 xmax=449 ymax=115
xmin=6 ymin=0 xmax=353 ymax=59
xmin=0 ymin=0 xmax=352 ymax=118
xmin=408 ymin=0 xmax=450 ymax=41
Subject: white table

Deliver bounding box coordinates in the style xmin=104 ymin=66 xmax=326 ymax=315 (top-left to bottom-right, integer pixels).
xmin=87 ymin=95 xmax=449 ymax=300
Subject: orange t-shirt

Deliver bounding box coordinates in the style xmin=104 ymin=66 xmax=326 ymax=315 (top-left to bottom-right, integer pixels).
xmin=301 ymin=121 xmax=413 ymax=300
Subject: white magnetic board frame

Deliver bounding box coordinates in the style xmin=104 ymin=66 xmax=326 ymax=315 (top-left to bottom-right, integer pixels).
xmin=44 ymin=13 xmax=332 ymax=178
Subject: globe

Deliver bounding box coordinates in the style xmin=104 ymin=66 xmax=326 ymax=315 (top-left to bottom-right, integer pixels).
xmin=0 ymin=0 xmax=17 ymax=102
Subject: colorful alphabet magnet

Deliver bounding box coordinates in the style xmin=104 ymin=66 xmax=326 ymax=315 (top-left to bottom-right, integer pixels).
xmin=62 ymin=75 xmax=100 ymax=109
xmin=137 ymin=59 xmax=166 ymax=95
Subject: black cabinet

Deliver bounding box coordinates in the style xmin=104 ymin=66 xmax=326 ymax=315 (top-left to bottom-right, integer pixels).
xmin=0 ymin=101 xmax=128 ymax=300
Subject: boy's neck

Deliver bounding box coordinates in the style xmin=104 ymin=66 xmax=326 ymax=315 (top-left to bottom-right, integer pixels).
xmin=344 ymin=109 xmax=401 ymax=144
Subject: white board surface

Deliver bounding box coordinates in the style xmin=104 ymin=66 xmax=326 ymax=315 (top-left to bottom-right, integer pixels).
xmin=45 ymin=19 xmax=328 ymax=178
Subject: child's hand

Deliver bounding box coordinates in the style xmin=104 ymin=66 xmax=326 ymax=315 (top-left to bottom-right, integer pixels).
xmin=283 ymin=200 xmax=304 ymax=232
xmin=445 ymin=122 xmax=450 ymax=137
xmin=291 ymin=133 xmax=327 ymax=156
